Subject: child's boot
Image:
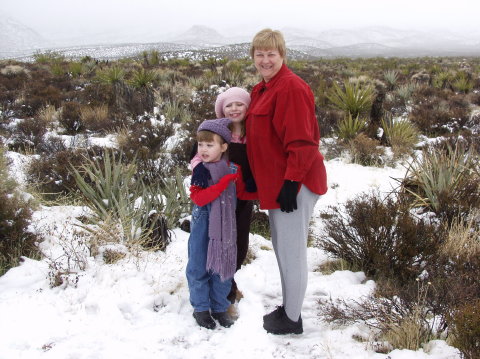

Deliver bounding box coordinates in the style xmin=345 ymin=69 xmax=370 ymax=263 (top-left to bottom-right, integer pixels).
xmin=212 ymin=311 xmax=235 ymax=328
xmin=193 ymin=311 xmax=216 ymax=329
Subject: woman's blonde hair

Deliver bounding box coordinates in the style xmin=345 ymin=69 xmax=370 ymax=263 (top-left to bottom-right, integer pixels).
xmin=250 ymin=28 xmax=287 ymax=60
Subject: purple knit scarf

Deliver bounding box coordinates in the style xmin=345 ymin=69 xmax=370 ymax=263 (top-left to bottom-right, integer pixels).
xmin=203 ymin=159 xmax=237 ymax=281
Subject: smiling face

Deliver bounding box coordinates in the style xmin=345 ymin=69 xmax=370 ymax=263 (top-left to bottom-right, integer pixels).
xmin=197 ymin=133 xmax=228 ymax=163
xmin=223 ymin=101 xmax=247 ymax=125
xmin=253 ymin=48 xmax=284 ymax=82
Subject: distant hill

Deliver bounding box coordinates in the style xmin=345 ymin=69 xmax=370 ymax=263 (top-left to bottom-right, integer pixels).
xmin=0 ymin=15 xmax=50 ymax=58
xmin=2 ymin=22 xmax=480 ymax=60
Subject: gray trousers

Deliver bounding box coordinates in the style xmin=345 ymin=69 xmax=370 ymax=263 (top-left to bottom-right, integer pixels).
xmin=268 ymin=185 xmax=319 ymax=321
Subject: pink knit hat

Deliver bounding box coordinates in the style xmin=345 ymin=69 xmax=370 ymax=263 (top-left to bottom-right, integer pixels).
xmin=215 ymin=87 xmax=251 ymax=118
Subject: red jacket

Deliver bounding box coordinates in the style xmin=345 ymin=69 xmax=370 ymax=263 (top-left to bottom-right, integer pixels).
xmin=246 ymin=64 xmax=328 ymax=209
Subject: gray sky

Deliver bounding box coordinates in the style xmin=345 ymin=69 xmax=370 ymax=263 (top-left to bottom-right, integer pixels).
xmin=2 ymin=0 xmax=480 ymax=39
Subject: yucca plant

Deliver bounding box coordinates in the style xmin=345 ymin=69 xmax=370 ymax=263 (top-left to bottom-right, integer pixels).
xmin=432 ymin=71 xmax=452 ymax=89
xmin=129 ymin=68 xmax=158 ymax=89
xmin=381 ymin=115 xmax=419 ymax=155
xmin=96 ymin=66 xmax=125 ymax=86
xmin=327 ymin=80 xmax=375 ymax=118
xmin=336 ymin=113 xmax=367 ymax=141
xmin=400 ymin=144 xmax=480 ymax=221
xmin=71 ymin=151 xmax=181 ymax=249
xmin=162 ymin=99 xmax=192 ymax=123
xmin=383 ymin=70 xmax=399 ymax=91
xmin=452 ymin=73 xmax=474 ymax=94
xmin=68 ymin=61 xmax=84 ymax=77
xmin=395 ymin=82 xmax=417 ymax=106
xmin=221 ymin=60 xmax=246 ymax=85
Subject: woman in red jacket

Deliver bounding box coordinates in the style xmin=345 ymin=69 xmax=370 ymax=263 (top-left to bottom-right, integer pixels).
xmin=246 ymin=28 xmax=328 ymax=335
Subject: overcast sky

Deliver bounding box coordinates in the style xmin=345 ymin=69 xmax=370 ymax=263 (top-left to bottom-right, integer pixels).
xmin=2 ymin=0 xmax=480 ymax=39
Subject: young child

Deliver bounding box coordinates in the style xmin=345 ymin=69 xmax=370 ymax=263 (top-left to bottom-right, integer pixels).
xmin=186 ymin=118 xmax=255 ymax=330
xmin=190 ymin=87 xmax=256 ymax=304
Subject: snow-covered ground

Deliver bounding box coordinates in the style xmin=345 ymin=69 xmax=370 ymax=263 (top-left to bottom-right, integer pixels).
xmin=0 ymin=155 xmax=461 ymax=359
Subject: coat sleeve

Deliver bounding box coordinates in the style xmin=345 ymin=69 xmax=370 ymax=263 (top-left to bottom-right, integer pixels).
xmin=190 ymin=173 xmax=239 ymax=207
xmin=272 ymin=82 xmax=321 ymax=182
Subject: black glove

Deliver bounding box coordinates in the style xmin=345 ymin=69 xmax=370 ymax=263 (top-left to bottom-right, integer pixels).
xmin=276 ymin=180 xmax=299 ymax=213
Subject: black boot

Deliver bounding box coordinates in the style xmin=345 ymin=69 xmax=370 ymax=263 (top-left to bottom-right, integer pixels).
xmin=212 ymin=311 xmax=235 ymax=328
xmin=193 ymin=311 xmax=216 ymax=329
xmin=263 ymin=306 xmax=303 ymax=335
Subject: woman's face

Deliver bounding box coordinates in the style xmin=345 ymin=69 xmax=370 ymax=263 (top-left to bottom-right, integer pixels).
xmin=253 ymin=48 xmax=283 ymax=82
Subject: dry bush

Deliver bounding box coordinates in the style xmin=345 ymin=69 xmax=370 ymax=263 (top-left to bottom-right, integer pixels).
xmin=0 ymin=146 xmax=40 ymax=275
xmin=115 ymin=115 xmax=174 ymax=163
xmin=409 ymin=91 xmax=470 ymax=136
xmin=440 ymin=213 xmax=480 ymax=261
xmin=59 ymin=101 xmax=84 ymax=134
xmin=27 ymin=146 xmax=105 ymax=199
xmin=9 ymin=117 xmax=48 ymax=150
xmin=448 ymin=299 xmax=480 ymax=359
xmin=347 ymin=133 xmax=385 ymax=166
xmin=36 ymin=104 xmax=59 ymax=130
xmin=317 ymin=191 xmax=442 ymax=284
xmin=249 ymin=203 xmax=270 ymax=239
xmin=318 ymin=279 xmax=436 ymax=352
xmin=80 ymin=104 xmax=112 ymax=133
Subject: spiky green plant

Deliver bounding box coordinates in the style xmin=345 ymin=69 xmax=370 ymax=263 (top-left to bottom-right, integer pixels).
xmin=163 ymin=99 xmax=192 ymax=123
xmin=401 ymin=144 xmax=480 ymax=220
xmin=327 ymin=80 xmax=375 ymax=118
xmin=383 ymin=70 xmax=399 ymax=91
xmin=129 ymin=68 xmax=158 ymax=89
xmin=68 ymin=62 xmax=84 ymax=77
xmin=395 ymin=83 xmax=417 ymax=106
xmin=221 ymin=60 xmax=246 ymax=85
xmin=381 ymin=115 xmax=419 ymax=155
xmin=452 ymin=73 xmax=473 ymax=93
xmin=33 ymin=51 xmax=65 ymax=64
xmin=432 ymin=71 xmax=452 ymax=89
xmin=96 ymin=66 xmax=125 ymax=86
xmin=336 ymin=113 xmax=367 ymax=141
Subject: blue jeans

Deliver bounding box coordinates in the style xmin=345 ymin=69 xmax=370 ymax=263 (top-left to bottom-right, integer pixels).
xmin=186 ymin=204 xmax=232 ymax=313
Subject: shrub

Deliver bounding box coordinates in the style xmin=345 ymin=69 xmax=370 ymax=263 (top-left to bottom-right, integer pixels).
xmin=448 ymin=300 xmax=480 ymax=359
xmin=327 ymin=80 xmax=374 ymax=118
xmin=317 ymin=191 xmax=441 ymax=284
xmin=27 ymin=146 xmax=104 ymax=199
xmin=0 ymin=146 xmax=40 ymax=275
xmin=80 ymin=104 xmax=111 ymax=133
xmin=10 ymin=117 xmax=48 ymax=150
xmin=59 ymin=101 xmax=84 ymax=134
xmin=318 ymin=279 xmax=436 ymax=352
xmin=347 ymin=133 xmax=384 ymax=167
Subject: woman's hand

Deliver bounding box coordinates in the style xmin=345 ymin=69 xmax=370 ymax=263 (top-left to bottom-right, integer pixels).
xmin=276 ymin=180 xmax=299 ymax=212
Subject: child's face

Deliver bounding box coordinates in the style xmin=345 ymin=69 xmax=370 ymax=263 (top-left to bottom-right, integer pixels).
xmin=224 ymin=102 xmax=247 ymax=124
xmin=197 ymin=135 xmax=228 ymax=163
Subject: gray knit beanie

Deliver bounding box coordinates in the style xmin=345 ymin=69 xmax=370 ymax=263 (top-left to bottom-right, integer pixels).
xmin=197 ymin=118 xmax=232 ymax=143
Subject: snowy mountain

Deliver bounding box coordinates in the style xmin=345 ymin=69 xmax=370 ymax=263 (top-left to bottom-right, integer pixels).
xmin=171 ymin=25 xmax=227 ymax=46
xmin=2 ymin=21 xmax=480 ymax=60
xmin=0 ymin=15 xmax=51 ymax=58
